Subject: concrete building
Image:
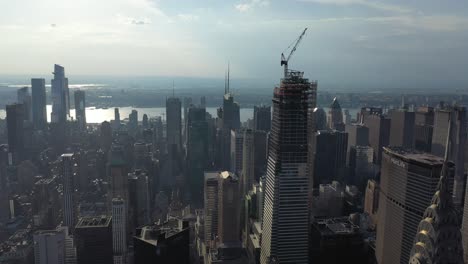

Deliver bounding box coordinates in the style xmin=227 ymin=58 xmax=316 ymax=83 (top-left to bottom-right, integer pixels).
xmin=363 ymin=114 xmax=390 ymax=164
xmin=166 ymin=97 xmax=182 ymax=150
xmin=31 ymin=78 xmax=47 ymax=130
xmin=17 ymin=87 xmax=32 ymax=122
xmin=133 ymin=218 xmax=190 ymax=264
xmin=75 ymin=216 xmax=113 ymax=264
xmin=348 ymin=145 xmax=374 ymax=186
xmin=261 ymin=70 xmax=316 ymax=264
xmin=388 ymin=109 xmax=415 ymax=148
xmin=310 ymin=217 xmax=367 ymax=264
xmin=112 ymin=198 xmax=127 ymax=264
xmin=61 ymin=154 xmax=76 ymax=231
xmin=375 ymin=147 xmax=453 ymax=264
xmin=217 ymin=172 xmax=240 ymax=246
xmin=204 ymin=172 xmax=219 ymax=247
xmin=328 ymin=97 xmax=344 ymax=130
xmin=230 ymin=129 xmax=244 ymax=175
xmin=241 ymin=129 xmax=255 ymax=197
xmin=363 ymin=179 xmax=379 ymax=229
xmin=33 ymin=227 xmax=75 ymax=264
xmin=253 ymin=105 xmax=271 ymax=132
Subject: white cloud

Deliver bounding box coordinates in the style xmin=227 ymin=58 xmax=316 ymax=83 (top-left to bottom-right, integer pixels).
xmin=299 ymin=0 xmax=411 ymax=13
xmin=235 ymin=0 xmax=270 ymax=12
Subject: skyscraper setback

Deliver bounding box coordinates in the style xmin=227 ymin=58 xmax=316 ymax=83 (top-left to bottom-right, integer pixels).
xmin=261 ymin=70 xmax=316 ymax=264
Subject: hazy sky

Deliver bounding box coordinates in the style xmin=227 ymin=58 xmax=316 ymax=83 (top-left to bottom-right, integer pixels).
xmin=2 ymin=0 xmax=468 ymax=89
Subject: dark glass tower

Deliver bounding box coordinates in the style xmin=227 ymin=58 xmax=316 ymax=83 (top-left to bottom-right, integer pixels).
xmin=74 ymin=90 xmax=86 ymax=131
xmin=31 ymin=78 xmax=47 ymax=129
xmin=260 ymin=70 xmax=316 ymax=264
xmin=6 ymin=103 xmax=24 ymax=164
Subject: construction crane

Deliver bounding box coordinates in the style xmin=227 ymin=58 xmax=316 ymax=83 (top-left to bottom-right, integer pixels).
xmin=281 ymin=28 xmax=308 ymax=78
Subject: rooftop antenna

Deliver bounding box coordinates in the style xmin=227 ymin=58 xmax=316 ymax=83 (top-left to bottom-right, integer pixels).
xmin=172 ymin=80 xmax=175 ymax=97
xmin=227 ymin=62 xmax=230 ymax=94
xmin=224 ymin=69 xmax=227 ymax=95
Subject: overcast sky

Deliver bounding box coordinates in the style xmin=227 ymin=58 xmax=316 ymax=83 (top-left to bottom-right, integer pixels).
xmin=2 ymin=0 xmax=468 ymax=89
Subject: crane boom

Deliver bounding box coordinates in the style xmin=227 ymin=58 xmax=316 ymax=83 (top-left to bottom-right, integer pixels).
xmin=281 ymin=28 xmax=308 ymax=78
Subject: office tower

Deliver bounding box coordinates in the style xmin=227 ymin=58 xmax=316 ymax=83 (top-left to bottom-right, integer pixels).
xmin=432 ymin=107 xmax=466 ymax=208
xmin=17 ymin=160 xmax=37 ymax=192
xmin=414 ymin=106 xmax=434 ymax=125
xmin=375 ymin=147 xmax=453 ymax=264
xmin=311 ymin=181 xmax=344 ymax=217
xmin=183 ymin=97 xmax=193 ymax=144
xmin=409 ymin=136 xmax=464 ymax=263
xmin=230 ymin=129 xmax=244 ymax=175
xmin=33 ymin=227 xmax=75 ymax=264
xmin=75 ymin=216 xmax=113 ymax=264
xmin=100 ymin=121 xmax=112 ymax=152
xmin=220 ymin=68 xmax=241 ymax=170
xmin=142 ymin=114 xmax=148 ymax=128
xmin=61 ymin=154 xmax=76 ymax=231
xmin=201 ymin=96 xmax=206 ymax=108
xmin=309 ymin=217 xmax=367 ymax=264
xmin=348 ymin=146 xmax=374 ymax=186
xmin=253 ymin=130 xmax=268 ymax=182
xmin=51 ymin=64 xmax=70 ymax=123
xmin=132 ymin=172 xmax=151 ymax=226
xmin=359 ymin=107 xmax=383 ymax=123
xmin=31 ymin=78 xmax=47 ymax=129
xmin=343 ymin=109 xmax=352 ymax=125
xmin=6 ymin=103 xmax=24 ymax=164
xmin=133 ymin=218 xmax=190 ymax=264
xmin=253 ymin=105 xmax=271 ymax=132
xmin=204 ymin=172 xmax=219 ymax=246
xmin=218 ymin=171 xmax=240 ymax=246
xmin=310 ymin=130 xmax=348 ymax=188
xmin=241 ymin=129 xmax=255 ymax=197
xmin=113 ymin=108 xmax=120 ymax=130
xmin=261 ymin=70 xmax=316 ymax=264
xmin=17 ymin=86 xmax=32 ymax=121
xmin=328 ymin=97 xmax=344 ymax=130
xmin=312 ymin=107 xmax=327 ymax=131
xmin=128 ymin=109 xmax=138 ymax=135
xmin=108 ymin=145 xmax=128 ymax=204
xmin=186 ymin=106 xmax=208 ymax=204
xmin=166 ymin=97 xmax=182 ymax=150
xmin=363 ymin=179 xmax=379 ymax=229
xmin=112 ymin=198 xmax=127 ymax=264
xmin=364 ymin=113 xmax=390 ymax=164
xmin=345 ymin=123 xmax=369 ymax=149
xmin=413 ymin=107 xmax=434 ymax=153
xmin=33 ymin=177 xmax=60 ymax=228
xmin=74 ymin=90 xmax=86 ymax=131
xmin=388 ymin=109 xmax=415 ymax=148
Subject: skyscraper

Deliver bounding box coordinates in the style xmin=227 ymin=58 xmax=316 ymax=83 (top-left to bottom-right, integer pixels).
xmin=261 ymin=70 xmax=316 ymax=264
xmin=74 ymin=90 xmax=86 ymax=131
xmin=241 ymin=129 xmax=255 ymax=197
xmin=204 ymin=172 xmax=219 ymax=246
xmin=409 ymin=118 xmax=464 ymax=264
xmin=113 ymin=108 xmax=120 ymax=130
xmin=17 ymin=87 xmax=32 ymax=121
xmin=6 ymin=103 xmax=24 ymax=163
xmin=166 ymin=97 xmax=182 ymax=150
xmin=364 ymin=113 xmax=390 ymax=164
xmin=388 ymin=109 xmax=415 ymax=148
xmin=33 ymin=227 xmax=76 ymax=264
xmin=108 ymin=145 xmax=128 ymax=205
xmin=253 ymin=105 xmax=271 ymax=132
xmin=375 ymin=147 xmax=453 ymax=264
xmin=31 ymin=78 xmax=47 ymax=129
xmin=51 ymin=64 xmax=70 ymax=123
xmin=75 ymin=216 xmax=113 ymax=264
xmin=328 ymin=97 xmax=344 ymax=131
xmin=432 ymin=107 xmax=466 ymax=208
xmin=230 ymin=129 xmax=244 ymax=175
xmin=61 ymin=154 xmax=76 ymax=231
xmin=112 ymin=198 xmax=127 ymax=264
xmin=217 ymin=171 xmax=241 ymax=246
xmin=348 ymin=145 xmax=374 ymax=186
xmin=364 ymin=179 xmax=379 ymax=229
xmin=186 ymin=106 xmax=208 ymax=204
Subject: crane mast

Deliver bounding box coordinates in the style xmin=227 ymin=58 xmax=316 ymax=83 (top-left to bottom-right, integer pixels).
xmin=281 ymin=28 xmax=308 ymax=78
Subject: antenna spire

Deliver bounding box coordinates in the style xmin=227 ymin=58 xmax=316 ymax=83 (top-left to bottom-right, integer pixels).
xmin=227 ymin=62 xmax=230 ymax=93
xmin=172 ymin=80 xmax=175 ymax=97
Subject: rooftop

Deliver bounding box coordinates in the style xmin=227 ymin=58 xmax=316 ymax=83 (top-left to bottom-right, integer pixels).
xmin=384 ymin=147 xmax=446 ymax=167
xmin=313 ymin=217 xmax=360 ymax=236
xmin=76 ymin=215 xmax=111 ymax=228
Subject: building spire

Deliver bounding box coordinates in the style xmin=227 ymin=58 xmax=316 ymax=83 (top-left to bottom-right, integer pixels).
xmin=227 ymin=62 xmax=230 ymax=94
xmin=172 ymin=80 xmax=175 ymax=97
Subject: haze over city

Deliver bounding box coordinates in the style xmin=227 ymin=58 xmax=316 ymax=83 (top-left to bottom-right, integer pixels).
xmin=2 ymin=0 xmax=468 ymax=89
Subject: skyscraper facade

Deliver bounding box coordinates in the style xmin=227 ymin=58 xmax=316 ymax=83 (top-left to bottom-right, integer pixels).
xmin=375 ymin=147 xmax=453 ymax=264
xmin=217 ymin=171 xmax=240 ymax=245
xmin=51 ymin=64 xmax=70 ymax=123
xmin=74 ymin=90 xmax=86 ymax=131
xmin=261 ymin=70 xmax=316 ymax=264
xmin=112 ymin=198 xmax=127 ymax=264
xmin=17 ymin=87 xmax=32 ymax=121
xmin=75 ymin=216 xmax=113 ymax=264
xmin=388 ymin=109 xmax=415 ymax=148
xmin=31 ymin=78 xmax=47 ymax=129
xmin=61 ymin=154 xmax=76 ymax=231
xmin=204 ymin=172 xmax=219 ymax=247
xmin=253 ymin=105 xmax=271 ymax=132
xmin=6 ymin=103 xmax=24 ymax=163
xmin=328 ymin=97 xmax=344 ymax=131
xmin=230 ymin=129 xmax=244 ymax=175
xmin=166 ymin=97 xmax=182 ymax=150
xmin=241 ymin=129 xmax=255 ymax=197
xmin=34 ymin=229 xmax=66 ymax=264
xmin=364 ymin=113 xmax=390 ymax=164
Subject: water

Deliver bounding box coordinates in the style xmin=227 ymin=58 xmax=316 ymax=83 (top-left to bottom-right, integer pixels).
xmin=0 ymin=105 xmax=255 ymax=124
xmin=0 ymin=105 xmax=360 ymax=124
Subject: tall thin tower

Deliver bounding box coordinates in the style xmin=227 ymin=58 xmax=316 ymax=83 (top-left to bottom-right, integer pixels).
xmin=61 ymin=154 xmax=76 ymax=231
